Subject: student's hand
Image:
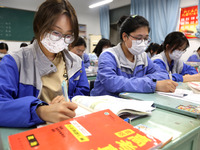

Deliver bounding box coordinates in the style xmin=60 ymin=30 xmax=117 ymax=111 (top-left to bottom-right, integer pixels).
xmin=36 ymin=101 xmax=78 ymax=123
xmin=156 ymin=79 xmax=178 ymax=92
xmin=50 ymin=95 xmax=66 ymax=104
xmin=183 ymin=73 xmax=200 ymax=82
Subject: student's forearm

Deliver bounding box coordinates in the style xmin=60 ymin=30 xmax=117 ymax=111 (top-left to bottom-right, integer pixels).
xmin=183 ymin=74 xmax=200 ymax=82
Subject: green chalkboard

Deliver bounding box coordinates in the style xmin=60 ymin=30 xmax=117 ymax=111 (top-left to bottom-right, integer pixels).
xmin=0 ymin=7 xmax=35 ymax=41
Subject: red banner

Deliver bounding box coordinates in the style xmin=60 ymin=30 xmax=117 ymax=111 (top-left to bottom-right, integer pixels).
xmin=179 ymin=5 xmax=198 ymax=39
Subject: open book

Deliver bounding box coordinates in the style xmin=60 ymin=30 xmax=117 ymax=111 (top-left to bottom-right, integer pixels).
xmin=72 ymin=95 xmax=155 ymax=121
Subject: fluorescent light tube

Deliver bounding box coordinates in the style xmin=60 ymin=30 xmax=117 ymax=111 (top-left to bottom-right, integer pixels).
xmin=89 ymin=0 xmax=113 ymax=8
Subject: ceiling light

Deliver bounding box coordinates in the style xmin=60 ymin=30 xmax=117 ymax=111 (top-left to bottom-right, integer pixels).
xmin=89 ymin=0 xmax=113 ymax=8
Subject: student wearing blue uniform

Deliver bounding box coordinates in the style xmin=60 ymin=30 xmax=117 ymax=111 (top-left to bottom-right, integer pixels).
xmin=0 ymin=42 xmax=8 ymax=60
xmin=187 ymin=47 xmax=200 ymax=62
xmin=69 ymin=36 xmax=90 ymax=68
xmin=0 ymin=0 xmax=90 ymax=127
xmin=152 ymin=31 xmax=200 ymax=82
xmin=90 ymin=15 xmax=177 ymax=97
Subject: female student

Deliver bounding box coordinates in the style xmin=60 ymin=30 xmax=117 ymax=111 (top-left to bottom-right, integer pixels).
xmin=152 ymin=31 xmax=200 ymax=82
xmin=0 ymin=0 xmax=90 ymax=127
xmin=90 ymin=15 xmax=177 ymax=97
xmin=93 ymin=38 xmax=112 ymax=57
xmin=145 ymin=42 xmax=161 ymax=58
xmin=69 ymin=36 xmax=90 ymax=68
xmin=0 ymin=42 xmax=8 ymax=60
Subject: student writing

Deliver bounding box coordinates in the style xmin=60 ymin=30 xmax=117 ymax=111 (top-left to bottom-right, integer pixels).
xmin=0 ymin=0 xmax=89 ymax=127
xmin=90 ymin=15 xmax=177 ymax=97
xmin=152 ymin=31 xmax=200 ymax=82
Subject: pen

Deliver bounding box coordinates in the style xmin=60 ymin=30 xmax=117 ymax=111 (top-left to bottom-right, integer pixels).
xmin=169 ymin=71 xmax=172 ymax=80
xmin=61 ymin=80 xmax=70 ymax=102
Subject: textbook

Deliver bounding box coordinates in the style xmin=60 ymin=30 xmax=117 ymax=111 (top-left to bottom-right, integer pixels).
xmin=72 ymin=95 xmax=155 ymax=120
xmin=188 ymin=82 xmax=200 ymax=94
xmin=8 ymin=109 xmax=162 ymax=150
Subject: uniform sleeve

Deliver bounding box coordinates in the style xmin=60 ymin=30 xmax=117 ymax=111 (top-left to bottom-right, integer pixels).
xmin=181 ymin=63 xmax=198 ymax=75
xmin=187 ymin=55 xmax=200 ymax=62
xmin=145 ymin=57 xmax=169 ymax=80
xmin=172 ymin=63 xmax=198 ymax=82
xmin=83 ymin=53 xmax=90 ymax=68
xmin=68 ymin=61 xmax=90 ymax=99
xmin=0 ymin=55 xmax=46 ymax=127
xmin=153 ymin=58 xmax=168 ymax=71
xmin=96 ymin=52 xmax=168 ymax=93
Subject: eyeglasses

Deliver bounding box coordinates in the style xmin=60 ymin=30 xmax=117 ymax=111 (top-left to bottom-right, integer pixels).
xmin=128 ymin=34 xmax=151 ymax=45
xmin=49 ymin=30 xmax=74 ymax=44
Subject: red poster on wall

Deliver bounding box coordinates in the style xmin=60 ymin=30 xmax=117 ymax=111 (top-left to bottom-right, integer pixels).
xmin=179 ymin=5 xmax=198 ymax=39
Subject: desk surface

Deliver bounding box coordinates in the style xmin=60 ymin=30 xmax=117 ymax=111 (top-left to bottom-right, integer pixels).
xmin=1 ymin=108 xmax=200 ymax=150
xmin=0 ymin=127 xmax=31 ymax=150
xmin=87 ymin=75 xmax=96 ymax=81
xmin=131 ymin=108 xmax=200 ymax=150
xmin=120 ymin=83 xmax=200 ymax=118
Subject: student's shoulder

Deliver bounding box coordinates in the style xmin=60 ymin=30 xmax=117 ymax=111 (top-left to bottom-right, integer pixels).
xmin=151 ymin=53 xmax=163 ymax=61
xmin=10 ymin=44 xmax=35 ymax=60
xmin=67 ymin=50 xmax=83 ymax=67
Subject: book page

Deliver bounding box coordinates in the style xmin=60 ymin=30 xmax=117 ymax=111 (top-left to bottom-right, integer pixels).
xmin=156 ymin=89 xmax=192 ymax=98
xmin=72 ymin=95 xmax=154 ymax=116
xmin=188 ymin=82 xmax=200 ymax=94
xmin=157 ymin=89 xmax=200 ymax=105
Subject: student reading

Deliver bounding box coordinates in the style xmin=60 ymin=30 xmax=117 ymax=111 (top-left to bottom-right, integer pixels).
xmin=152 ymin=31 xmax=200 ymax=82
xmin=69 ymin=36 xmax=90 ymax=68
xmin=0 ymin=0 xmax=90 ymax=127
xmin=90 ymin=15 xmax=178 ymax=97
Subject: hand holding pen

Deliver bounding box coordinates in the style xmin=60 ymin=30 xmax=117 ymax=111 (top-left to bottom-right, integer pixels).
xmin=35 ymin=80 xmax=78 ymax=123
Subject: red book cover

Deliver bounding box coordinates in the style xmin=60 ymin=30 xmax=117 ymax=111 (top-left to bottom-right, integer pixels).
xmin=8 ymin=109 xmax=162 ymax=150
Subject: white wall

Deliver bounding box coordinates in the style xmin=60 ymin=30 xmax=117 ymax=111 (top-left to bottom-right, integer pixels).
xmin=180 ymin=0 xmax=200 ymax=62
xmin=0 ymin=0 xmax=101 ymax=53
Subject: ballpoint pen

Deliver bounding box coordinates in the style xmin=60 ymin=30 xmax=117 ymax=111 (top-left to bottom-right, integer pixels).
xmin=61 ymin=80 xmax=70 ymax=102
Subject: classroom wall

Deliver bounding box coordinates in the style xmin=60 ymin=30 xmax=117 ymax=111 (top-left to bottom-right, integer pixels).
xmin=1 ymin=0 xmax=200 ymax=60
xmin=0 ymin=1 xmax=101 ymax=53
xmin=180 ymin=0 xmax=200 ymax=62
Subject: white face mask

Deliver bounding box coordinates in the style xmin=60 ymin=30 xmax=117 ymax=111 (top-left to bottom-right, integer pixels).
xmin=41 ymin=33 xmax=69 ymax=53
xmin=169 ymin=50 xmax=185 ymax=60
xmin=126 ymin=40 xmax=147 ymax=55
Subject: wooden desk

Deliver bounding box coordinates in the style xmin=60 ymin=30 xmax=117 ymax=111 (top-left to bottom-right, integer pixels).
xmin=131 ymin=108 xmax=200 ymax=150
